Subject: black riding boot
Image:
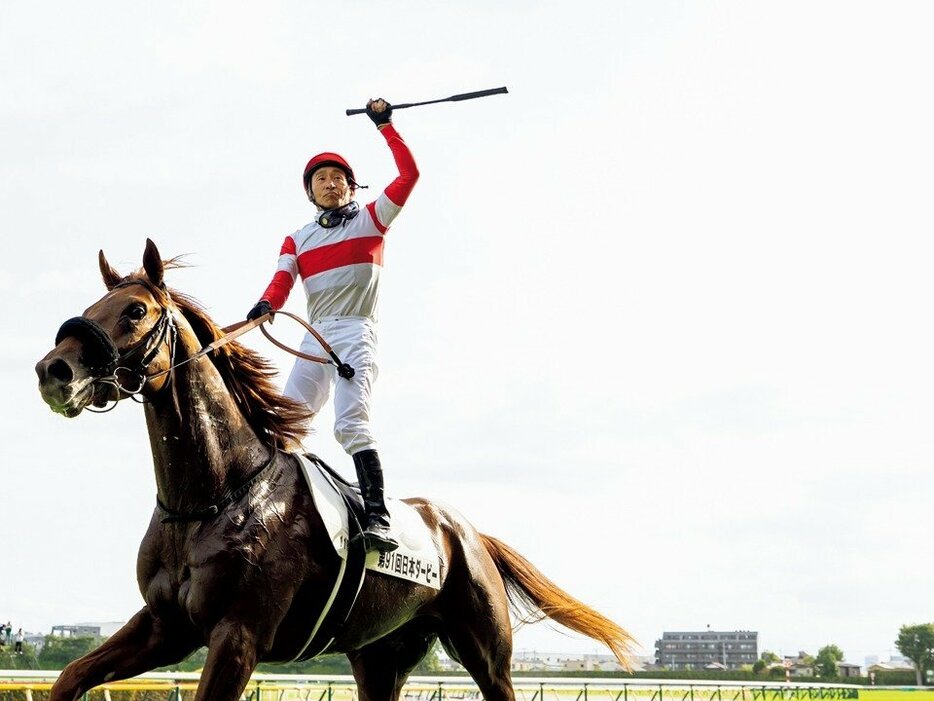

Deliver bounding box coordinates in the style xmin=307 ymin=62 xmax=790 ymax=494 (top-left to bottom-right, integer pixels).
xmin=352 ymin=449 xmax=399 ymax=553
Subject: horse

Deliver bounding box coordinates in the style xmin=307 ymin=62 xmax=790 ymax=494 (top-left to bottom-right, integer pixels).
xmin=35 ymin=239 xmax=635 ymax=701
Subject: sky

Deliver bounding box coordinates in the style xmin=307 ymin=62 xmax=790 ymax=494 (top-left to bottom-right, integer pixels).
xmin=2 ymin=0 xmax=933 ymax=669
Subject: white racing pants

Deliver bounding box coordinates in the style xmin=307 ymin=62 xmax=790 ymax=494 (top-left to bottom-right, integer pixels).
xmin=283 ymin=316 xmax=379 ymax=455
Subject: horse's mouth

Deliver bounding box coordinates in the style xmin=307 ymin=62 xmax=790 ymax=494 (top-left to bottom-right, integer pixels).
xmin=42 ymin=381 xmax=95 ymax=418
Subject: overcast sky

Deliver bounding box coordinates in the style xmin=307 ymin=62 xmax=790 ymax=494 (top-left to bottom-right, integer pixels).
xmin=2 ymin=1 xmax=933 ymax=668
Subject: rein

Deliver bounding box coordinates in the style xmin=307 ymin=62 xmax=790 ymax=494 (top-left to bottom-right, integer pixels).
xmin=228 ymin=310 xmax=355 ymax=380
xmin=142 ymin=309 xmax=355 ymax=386
xmin=55 ymin=286 xmax=355 ymax=411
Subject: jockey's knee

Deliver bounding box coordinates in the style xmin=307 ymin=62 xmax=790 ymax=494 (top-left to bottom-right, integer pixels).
xmin=334 ymin=421 xmax=376 ymax=456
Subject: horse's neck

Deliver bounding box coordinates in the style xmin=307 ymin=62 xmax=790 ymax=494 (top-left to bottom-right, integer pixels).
xmin=144 ymin=335 xmax=270 ymax=512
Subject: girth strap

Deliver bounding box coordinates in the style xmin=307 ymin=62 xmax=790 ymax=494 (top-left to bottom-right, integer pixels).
xmin=289 ymin=455 xmax=368 ymax=661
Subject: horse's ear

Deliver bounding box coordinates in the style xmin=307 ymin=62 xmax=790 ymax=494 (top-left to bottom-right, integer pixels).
xmin=98 ymin=250 xmax=122 ymax=290
xmin=142 ymin=238 xmax=164 ymax=288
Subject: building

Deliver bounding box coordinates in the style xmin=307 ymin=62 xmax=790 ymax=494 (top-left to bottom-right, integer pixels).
xmin=778 ymin=652 xmax=814 ymax=677
xmin=655 ymin=630 xmax=758 ymax=670
xmin=51 ymin=625 xmax=103 ymax=638
xmin=24 ymin=632 xmax=46 ymax=652
xmin=509 ymin=650 xmax=646 ymax=673
xmin=50 ymin=622 xmax=124 ymax=638
xmin=836 ymin=663 xmax=861 ymax=678
xmin=560 ymin=653 xmax=628 ymax=673
xmin=510 ymin=651 xmax=565 ymax=673
xmin=867 ymin=661 xmax=916 ymax=675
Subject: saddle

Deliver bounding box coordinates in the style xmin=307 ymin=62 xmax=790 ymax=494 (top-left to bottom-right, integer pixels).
xmin=304 ymin=453 xmax=368 ymax=528
xmin=292 ymin=453 xmax=368 ymax=661
xmin=290 ymin=452 xmax=443 ymax=662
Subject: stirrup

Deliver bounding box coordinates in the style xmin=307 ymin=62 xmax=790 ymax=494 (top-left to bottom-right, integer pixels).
xmin=353 ymin=525 xmax=398 ymax=553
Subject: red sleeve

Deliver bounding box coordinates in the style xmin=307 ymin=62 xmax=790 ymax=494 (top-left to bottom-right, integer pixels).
xmin=379 ymin=124 xmax=419 ymax=206
xmin=262 ymin=271 xmax=294 ymax=309
xmin=260 ymin=236 xmax=297 ymax=310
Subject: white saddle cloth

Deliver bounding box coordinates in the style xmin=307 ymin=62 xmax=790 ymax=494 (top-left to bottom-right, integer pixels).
xmin=295 ymin=453 xmax=442 ymax=590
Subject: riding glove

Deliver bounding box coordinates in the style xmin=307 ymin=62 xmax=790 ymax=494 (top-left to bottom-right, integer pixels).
xmin=366 ymin=99 xmax=392 ymax=127
xmin=247 ymin=300 xmax=272 ymax=321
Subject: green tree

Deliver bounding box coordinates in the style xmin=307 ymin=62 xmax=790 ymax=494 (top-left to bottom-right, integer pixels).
xmin=815 ymin=644 xmax=844 ymax=678
xmin=161 ymin=642 xmax=443 ymax=675
xmin=0 ymin=641 xmax=39 ymax=669
xmin=896 ymin=623 xmax=934 ymax=686
xmin=37 ymin=635 xmax=101 ymax=669
xmin=412 ymin=641 xmax=443 ymax=673
xmin=754 ymin=651 xmax=780 ymax=674
xmin=160 ymin=646 xmax=209 ymax=672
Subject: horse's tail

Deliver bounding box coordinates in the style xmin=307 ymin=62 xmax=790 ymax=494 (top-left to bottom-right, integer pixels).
xmin=480 ymin=533 xmax=636 ymax=670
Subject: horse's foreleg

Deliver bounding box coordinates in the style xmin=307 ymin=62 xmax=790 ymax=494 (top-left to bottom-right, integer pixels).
xmin=192 ymin=620 xmax=260 ymax=701
xmin=49 ymin=607 xmax=199 ymax=701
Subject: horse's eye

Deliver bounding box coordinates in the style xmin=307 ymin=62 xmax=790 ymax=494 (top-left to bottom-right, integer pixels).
xmin=126 ymin=304 xmax=147 ymax=321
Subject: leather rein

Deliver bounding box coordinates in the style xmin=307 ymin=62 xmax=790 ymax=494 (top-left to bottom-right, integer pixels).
xmin=56 ymin=284 xmax=354 ymax=412
xmin=219 ymin=310 xmax=355 ymax=380
xmin=129 ymin=308 xmax=354 ymax=401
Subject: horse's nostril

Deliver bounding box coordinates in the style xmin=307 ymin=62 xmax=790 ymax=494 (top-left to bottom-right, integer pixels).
xmin=48 ymin=358 xmax=74 ymax=383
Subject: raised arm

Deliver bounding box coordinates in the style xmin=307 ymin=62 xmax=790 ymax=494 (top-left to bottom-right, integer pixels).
xmin=365 ymin=98 xmax=420 ymax=231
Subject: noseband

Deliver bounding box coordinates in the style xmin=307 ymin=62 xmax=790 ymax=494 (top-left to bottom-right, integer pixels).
xmin=54 ymin=281 xmax=177 ymax=406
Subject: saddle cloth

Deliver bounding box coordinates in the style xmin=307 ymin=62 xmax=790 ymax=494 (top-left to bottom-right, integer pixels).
xmin=288 ymin=454 xmax=442 ymax=661
xmin=296 ymin=453 xmax=442 ymax=587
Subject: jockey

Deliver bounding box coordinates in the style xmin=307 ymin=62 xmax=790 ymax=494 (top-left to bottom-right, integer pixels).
xmin=246 ymin=98 xmax=419 ymax=553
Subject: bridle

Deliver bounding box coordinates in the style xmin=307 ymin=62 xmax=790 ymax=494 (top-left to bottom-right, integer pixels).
xmin=55 ymin=281 xmax=178 ymax=411
xmin=54 ymin=281 xmax=355 ymax=413
xmin=53 ymin=279 xmax=359 ymax=524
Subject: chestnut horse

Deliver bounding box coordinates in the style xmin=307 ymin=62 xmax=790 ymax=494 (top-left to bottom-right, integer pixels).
xmin=35 ymin=240 xmax=634 ymax=701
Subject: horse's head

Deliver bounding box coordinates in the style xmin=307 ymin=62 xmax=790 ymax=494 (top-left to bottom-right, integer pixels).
xmin=36 ymin=239 xmax=179 ymax=417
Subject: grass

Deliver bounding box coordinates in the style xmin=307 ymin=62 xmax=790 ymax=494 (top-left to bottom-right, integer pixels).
xmin=861 ymin=692 xmax=934 ymax=701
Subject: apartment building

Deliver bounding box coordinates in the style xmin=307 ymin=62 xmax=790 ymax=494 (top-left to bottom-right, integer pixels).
xmin=655 ymin=630 xmax=758 ymax=670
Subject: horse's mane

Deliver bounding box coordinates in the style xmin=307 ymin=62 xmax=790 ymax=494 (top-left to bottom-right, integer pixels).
xmin=125 ymin=268 xmax=311 ymax=449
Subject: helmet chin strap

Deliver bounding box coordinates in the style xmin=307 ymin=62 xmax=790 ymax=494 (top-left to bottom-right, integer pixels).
xmin=307 ymin=181 xmax=368 ymax=207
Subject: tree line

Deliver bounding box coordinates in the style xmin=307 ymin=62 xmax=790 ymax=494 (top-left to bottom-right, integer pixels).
xmin=750 ymin=645 xmax=844 ymax=678
xmin=5 ymin=623 xmax=934 ymax=685
xmin=746 ymin=624 xmax=934 ymax=686
xmin=0 ymin=634 xmax=442 ymax=675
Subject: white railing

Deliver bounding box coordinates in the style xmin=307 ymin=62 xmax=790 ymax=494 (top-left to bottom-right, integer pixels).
xmin=0 ymin=671 xmax=869 ymax=701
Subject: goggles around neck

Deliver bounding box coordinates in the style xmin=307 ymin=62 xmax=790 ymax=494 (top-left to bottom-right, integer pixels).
xmin=317 ymin=201 xmax=360 ymax=228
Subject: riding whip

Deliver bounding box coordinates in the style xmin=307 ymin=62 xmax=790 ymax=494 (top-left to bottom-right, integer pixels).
xmin=345 ymin=87 xmax=508 ymax=116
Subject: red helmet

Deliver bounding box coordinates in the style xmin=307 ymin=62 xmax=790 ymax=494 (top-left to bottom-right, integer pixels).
xmin=302 ymin=152 xmax=356 ymax=193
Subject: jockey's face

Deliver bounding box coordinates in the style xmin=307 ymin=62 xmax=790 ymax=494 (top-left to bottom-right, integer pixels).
xmin=309 ymin=166 xmax=354 ymax=210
